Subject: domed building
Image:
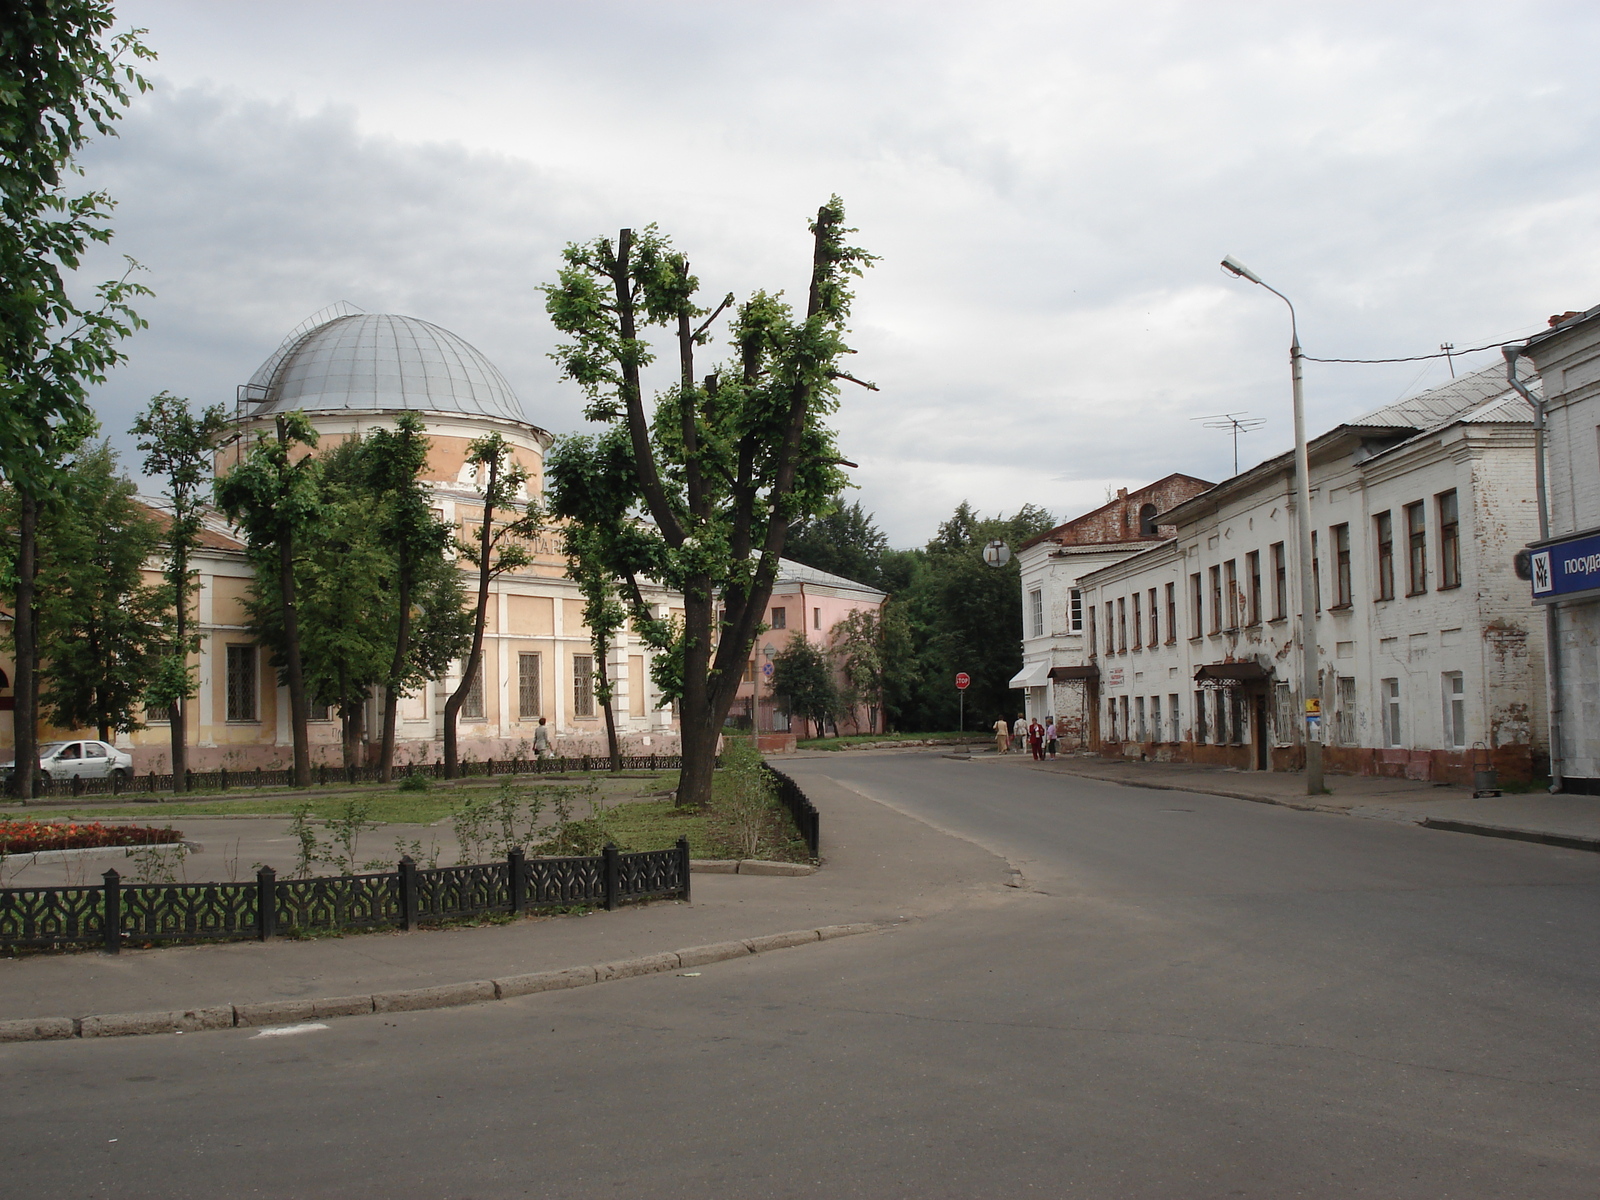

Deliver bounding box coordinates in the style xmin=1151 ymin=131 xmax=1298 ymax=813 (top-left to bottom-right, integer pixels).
xmin=126 ymin=307 xmax=682 ymax=771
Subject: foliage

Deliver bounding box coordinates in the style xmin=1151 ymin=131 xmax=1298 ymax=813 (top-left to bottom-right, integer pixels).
xmin=830 ymin=607 xmax=886 ymax=733
xmin=13 ymin=443 xmax=166 ymax=738
xmin=770 ymin=632 xmax=840 ymax=737
xmin=715 ymin=738 xmax=777 ymax=859
xmin=543 ymin=199 xmax=875 ymax=809
xmin=0 ymin=818 xmax=180 ymax=853
xmin=563 ymin=520 xmax=630 ymax=766
xmin=785 ymin=498 xmax=888 ymax=589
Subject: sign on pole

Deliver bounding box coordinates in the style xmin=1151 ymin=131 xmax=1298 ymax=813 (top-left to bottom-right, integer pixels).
xmin=955 ymin=673 xmax=970 ymax=690
xmin=955 ymin=672 xmax=969 ymax=733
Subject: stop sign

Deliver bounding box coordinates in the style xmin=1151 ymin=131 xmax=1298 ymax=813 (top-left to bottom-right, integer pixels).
xmin=955 ymin=672 xmax=970 ymax=690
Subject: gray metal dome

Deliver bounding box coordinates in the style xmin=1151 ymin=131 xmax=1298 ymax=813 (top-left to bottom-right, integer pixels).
xmin=244 ymin=311 xmax=525 ymax=422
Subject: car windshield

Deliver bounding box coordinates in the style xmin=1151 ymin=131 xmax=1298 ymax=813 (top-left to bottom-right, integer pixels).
xmin=37 ymin=743 xmax=68 ymax=756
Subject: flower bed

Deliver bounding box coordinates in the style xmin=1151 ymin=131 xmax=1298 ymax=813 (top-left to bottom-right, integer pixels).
xmin=0 ymin=820 xmax=184 ymax=855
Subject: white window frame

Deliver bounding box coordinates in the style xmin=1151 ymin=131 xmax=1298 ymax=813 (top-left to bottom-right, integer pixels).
xmin=1029 ymin=588 xmax=1044 ymax=639
xmin=1442 ymin=672 xmax=1466 ymax=749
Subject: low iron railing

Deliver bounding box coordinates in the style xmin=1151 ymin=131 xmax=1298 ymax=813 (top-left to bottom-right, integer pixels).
xmin=17 ymin=755 xmax=692 ymax=800
xmin=763 ymin=764 xmax=820 ymax=858
xmin=0 ymin=839 xmax=690 ymax=953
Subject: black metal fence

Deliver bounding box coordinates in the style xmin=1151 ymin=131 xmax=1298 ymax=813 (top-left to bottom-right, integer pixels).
xmin=17 ymin=755 xmax=691 ymax=800
xmin=0 ymin=839 xmax=690 ymax=953
xmin=764 ymin=764 xmax=820 ymax=857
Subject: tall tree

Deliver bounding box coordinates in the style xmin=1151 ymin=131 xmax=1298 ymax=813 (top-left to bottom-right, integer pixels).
xmin=770 ymin=633 xmax=839 ymax=740
xmin=565 ymin=522 xmax=629 ymax=771
xmin=215 ymin=413 xmax=321 ymax=787
xmin=785 ymin=498 xmax=888 ymax=588
xmin=18 ymin=443 xmax=164 ymax=741
xmin=442 ymin=432 xmax=540 ymax=778
xmin=0 ymin=3 xmax=152 ymax=798
xmin=544 ymin=199 xmax=875 ymax=808
xmin=830 ymin=608 xmax=885 ymax=734
xmin=132 ymin=392 xmax=228 ymax=788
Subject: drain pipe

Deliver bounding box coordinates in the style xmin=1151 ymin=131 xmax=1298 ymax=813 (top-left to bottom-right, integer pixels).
xmin=1504 ymin=346 xmax=1563 ymax=792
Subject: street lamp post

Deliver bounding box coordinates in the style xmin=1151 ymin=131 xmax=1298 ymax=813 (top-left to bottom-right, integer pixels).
xmin=1221 ymin=256 xmax=1324 ymax=794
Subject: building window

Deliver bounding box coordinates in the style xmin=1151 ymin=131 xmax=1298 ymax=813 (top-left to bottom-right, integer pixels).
xmin=1068 ymin=588 xmax=1083 ymax=632
xmin=1209 ymin=565 xmax=1222 ymax=634
xmin=518 ymin=652 xmax=541 ymax=719
xmin=1333 ymin=524 xmax=1352 ymax=607
xmin=145 ymin=703 xmax=172 ymax=724
xmin=1274 ymin=681 xmax=1295 ymax=746
xmin=1147 ymin=588 xmax=1159 ymax=646
xmin=1150 ymin=694 xmax=1162 ymax=742
xmin=1224 ymin=560 xmax=1238 ymax=629
xmin=1214 ymin=689 xmax=1229 ymax=745
xmin=813 ymin=606 xmax=821 ymax=630
xmin=307 ymin=702 xmax=332 ymax=722
xmin=1194 ymin=689 xmax=1208 ymax=743
xmin=1117 ymin=597 xmax=1127 ymax=653
xmin=1087 ymin=605 xmax=1097 ymax=657
xmin=1104 ymin=603 xmax=1114 ymax=655
xmin=1438 ymin=491 xmax=1460 ymax=589
xmin=1138 ymin=503 xmax=1158 ymax=536
xmin=743 ymin=657 xmax=757 ymax=683
xmin=1107 ymin=697 xmax=1118 ymax=742
xmin=1168 ymin=693 xmax=1181 ymax=743
xmin=1442 ymin=672 xmax=1466 ymax=748
xmin=1382 ymin=678 xmax=1402 ymax=747
xmin=226 ymin=645 xmax=257 ymax=722
xmin=770 ymin=606 xmax=786 ymax=630
xmin=1029 ymin=588 xmax=1044 ymax=639
xmin=1311 ymin=532 xmax=1321 ymax=613
xmin=1132 ymin=592 xmax=1142 ymax=649
xmin=1165 ymin=583 xmax=1177 ymax=644
xmin=1119 ymin=696 xmax=1129 ymax=741
xmin=1247 ymin=551 xmax=1261 ymax=625
xmin=1336 ymin=675 xmax=1357 ymax=746
xmin=461 ymin=664 xmax=485 ymax=720
xmin=1375 ymin=512 xmax=1395 ymax=600
xmin=1190 ymin=573 xmax=1203 ymax=638
xmin=1406 ymin=502 xmax=1427 ymax=595
xmin=1271 ymin=542 xmax=1287 ymax=619
xmin=573 ymin=654 xmax=595 ymax=718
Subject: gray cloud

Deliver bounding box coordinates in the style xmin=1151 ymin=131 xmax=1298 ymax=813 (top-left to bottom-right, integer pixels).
xmin=75 ymin=0 xmax=1600 ymax=544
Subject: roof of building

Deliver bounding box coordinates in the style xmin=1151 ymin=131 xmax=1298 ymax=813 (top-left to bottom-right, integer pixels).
xmin=1022 ymin=473 xmax=1215 ymax=551
xmin=774 ymin=557 xmax=887 ymax=597
xmin=243 ymin=310 xmax=526 ymax=424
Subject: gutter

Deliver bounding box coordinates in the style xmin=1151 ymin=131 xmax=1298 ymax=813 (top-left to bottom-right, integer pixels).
xmin=1503 ymin=345 xmax=1564 ymax=793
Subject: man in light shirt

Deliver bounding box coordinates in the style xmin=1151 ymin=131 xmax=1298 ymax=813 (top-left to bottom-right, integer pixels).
xmin=1012 ymin=714 xmax=1027 ymax=753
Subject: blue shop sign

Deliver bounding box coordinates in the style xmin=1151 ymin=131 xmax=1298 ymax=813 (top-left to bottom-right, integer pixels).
xmin=1530 ymin=529 xmax=1600 ymax=603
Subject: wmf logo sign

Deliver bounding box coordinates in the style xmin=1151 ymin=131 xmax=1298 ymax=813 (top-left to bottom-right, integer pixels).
xmin=1531 ymin=550 xmax=1553 ymax=595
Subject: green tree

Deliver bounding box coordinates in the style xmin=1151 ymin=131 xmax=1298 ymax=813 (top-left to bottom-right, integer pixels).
xmin=0 ymin=3 xmax=153 ymax=797
xmin=770 ymin=632 xmax=840 ymax=739
xmin=215 ymin=413 xmax=321 ymax=787
xmin=785 ymin=498 xmax=888 ymax=588
xmin=132 ymin=391 xmax=228 ymax=788
xmin=22 ymin=443 xmax=163 ymax=741
xmin=543 ymin=199 xmax=874 ymax=808
xmin=830 ymin=608 xmax=882 ymax=733
xmin=442 ymin=432 xmax=541 ymax=778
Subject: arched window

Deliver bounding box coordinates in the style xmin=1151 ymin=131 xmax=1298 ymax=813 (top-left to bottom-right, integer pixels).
xmin=1138 ymin=503 xmax=1159 ymax=537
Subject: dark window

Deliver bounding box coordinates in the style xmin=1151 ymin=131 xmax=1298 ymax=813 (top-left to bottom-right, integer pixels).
xmin=1117 ymin=597 xmax=1127 ymax=653
xmin=1271 ymin=542 xmax=1287 ymax=618
xmin=1208 ymin=565 xmax=1222 ymax=634
xmin=1247 ymin=551 xmax=1261 ymax=625
xmin=1138 ymin=503 xmax=1158 ymax=537
xmin=813 ymin=606 xmax=821 ymax=630
xmin=1165 ymin=582 xmax=1177 ymax=644
xmin=1194 ymin=689 xmax=1207 ymax=743
xmin=1438 ymin=491 xmax=1460 ymax=589
xmin=1132 ymin=592 xmax=1142 ymax=649
xmin=1087 ymin=604 xmax=1097 ymax=657
xmin=519 ymin=652 xmax=541 ymax=719
xmin=1334 ymin=524 xmax=1352 ymax=607
xmin=770 ymin=607 xmax=786 ymax=630
xmin=1224 ymin=560 xmax=1238 ymax=629
xmin=1406 ymin=502 xmax=1427 ymax=594
xmin=145 ymin=703 xmax=172 ymax=723
xmin=226 ymin=645 xmax=257 ymax=722
xmin=1189 ymin=572 xmax=1203 ymax=637
xmin=1311 ymin=532 xmax=1321 ymax=613
xmin=1375 ymin=512 xmax=1394 ymax=600
xmin=573 ymin=655 xmax=595 ymax=718
xmin=1148 ymin=588 xmax=1159 ymax=646
xmin=1069 ymin=588 xmax=1083 ymax=632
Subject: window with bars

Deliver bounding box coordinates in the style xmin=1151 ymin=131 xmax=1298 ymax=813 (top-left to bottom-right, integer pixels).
xmin=145 ymin=703 xmax=172 ymax=724
xmin=1438 ymin=491 xmax=1460 ymax=589
xmin=1335 ymin=675 xmax=1357 ymax=746
xmin=461 ymin=665 xmax=485 ymax=720
xmin=1375 ymin=512 xmax=1394 ymax=600
xmin=226 ymin=645 xmax=257 ymax=722
xmin=573 ymin=654 xmax=595 ymax=718
xmin=519 ymin=652 xmax=541 ymax=719
xmin=1273 ymin=681 xmax=1295 ymax=746
xmin=1406 ymin=502 xmax=1427 ymax=594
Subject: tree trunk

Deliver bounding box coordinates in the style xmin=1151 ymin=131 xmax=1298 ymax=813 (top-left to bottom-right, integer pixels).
xmin=378 ymin=568 xmax=411 ymax=784
xmin=279 ymin=522 xmax=312 ymax=787
xmin=677 ymin=712 xmax=721 ymax=815
xmin=597 ymin=642 xmax=620 ymax=772
xmin=10 ymin=492 xmax=37 ymax=801
xmin=170 ymin=543 xmax=188 ymax=791
xmin=675 ymin=581 xmax=716 ymax=808
xmin=443 ymin=461 xmax=498 ymax=779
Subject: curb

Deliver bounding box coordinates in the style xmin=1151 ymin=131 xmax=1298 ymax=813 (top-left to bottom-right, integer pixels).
xmin=1419 ymin=817 xmax=1600 ymax=853
xmin=690 ymin=859 xmax=815 ymax=876
xmin=1030 ymin=763 xmax=1343 ymax=814
xmin=0 ymin=922 xmax=885 ymax=1045
xmin=1 ymin=839 xmax=204 ymax=866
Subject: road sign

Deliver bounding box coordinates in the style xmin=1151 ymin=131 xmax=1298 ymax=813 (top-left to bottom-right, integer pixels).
xmin=955 ymin=672 xmax=971 ymax=690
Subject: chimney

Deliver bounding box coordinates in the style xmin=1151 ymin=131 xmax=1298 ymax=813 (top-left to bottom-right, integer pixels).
xmin=1549 ymin=311 xmax=1582 ymax=328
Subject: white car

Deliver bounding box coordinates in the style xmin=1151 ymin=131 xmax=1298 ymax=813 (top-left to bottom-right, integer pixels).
xmin=0 ymin=740 xmax=135 ymax=783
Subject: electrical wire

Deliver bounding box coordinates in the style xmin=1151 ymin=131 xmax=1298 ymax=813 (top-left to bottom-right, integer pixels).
xmin=1302 ymin=338 xmax=1514 ymax=364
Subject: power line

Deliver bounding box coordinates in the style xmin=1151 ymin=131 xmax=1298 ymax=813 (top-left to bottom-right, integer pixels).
xmin=1302 ymin=337 xmax=1512 ymax=365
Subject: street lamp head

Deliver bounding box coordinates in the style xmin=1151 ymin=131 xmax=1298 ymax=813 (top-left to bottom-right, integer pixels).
xmin=1220 ymin=255 xmax=1264 ymax=286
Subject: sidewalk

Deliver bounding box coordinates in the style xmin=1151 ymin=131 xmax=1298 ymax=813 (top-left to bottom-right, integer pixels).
xmin=0 ymin=768 xmax=1013 ymax=1026
xmin=982 ymin=751 xmax=1600 ymax=846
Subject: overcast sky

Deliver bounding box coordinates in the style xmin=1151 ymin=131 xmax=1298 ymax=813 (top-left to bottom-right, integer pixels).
xmin=75 ymin=0 xmax=1600 ymax=545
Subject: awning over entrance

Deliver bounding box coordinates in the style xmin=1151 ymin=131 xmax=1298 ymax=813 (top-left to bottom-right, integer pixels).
xmin=1049 ymin=665 xmax=1099 ymax=681
xmin=1008 ymin=660 xmax=1052 ymax=689
xmin=1194 ymin=662 xmax=1272 ymax=685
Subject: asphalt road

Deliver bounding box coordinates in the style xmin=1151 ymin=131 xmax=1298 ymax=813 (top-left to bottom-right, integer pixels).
xmin=4 ymin=753 xmax=1598 ymax=1198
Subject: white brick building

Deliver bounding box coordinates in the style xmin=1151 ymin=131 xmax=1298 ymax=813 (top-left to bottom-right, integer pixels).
xmin=1074 ymin=364 xmax=1547 ymax=783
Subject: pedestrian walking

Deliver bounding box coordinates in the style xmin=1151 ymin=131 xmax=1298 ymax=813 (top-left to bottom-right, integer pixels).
xmin=1012 ymin=714 xmax=1027 ymax=753
xmin=1045 ymin=717 xmax=1058 ymax=759
xmin=1028 ymin=719 xmax=1044 ymax=760
xmin=993 ymin=716 xmax=1010 ymax=754
xmin=533 ymin=717 xmax=553 ymax=759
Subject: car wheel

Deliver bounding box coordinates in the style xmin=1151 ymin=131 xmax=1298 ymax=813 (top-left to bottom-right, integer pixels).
xmin=113 ymin=768 xmax=130 ymax=781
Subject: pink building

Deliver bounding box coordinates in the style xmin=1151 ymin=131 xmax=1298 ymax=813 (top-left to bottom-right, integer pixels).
xmin=731 ymin=559 xmax=888 ymax=747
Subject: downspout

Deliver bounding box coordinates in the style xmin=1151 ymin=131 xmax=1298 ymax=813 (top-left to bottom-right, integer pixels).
xmin=1504 ymin=346 xmax=1563 ymax=792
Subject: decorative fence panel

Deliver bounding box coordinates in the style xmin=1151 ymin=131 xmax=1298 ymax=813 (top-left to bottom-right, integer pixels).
xmin=764 ymin=765 xmax=820 ymax=857
xmin=0 ymin=839 xmax=690 ymax=953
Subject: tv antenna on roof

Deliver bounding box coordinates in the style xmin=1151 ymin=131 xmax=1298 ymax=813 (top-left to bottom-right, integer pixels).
xmin=1191 ymin=412 xmax=1266 ymax=476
